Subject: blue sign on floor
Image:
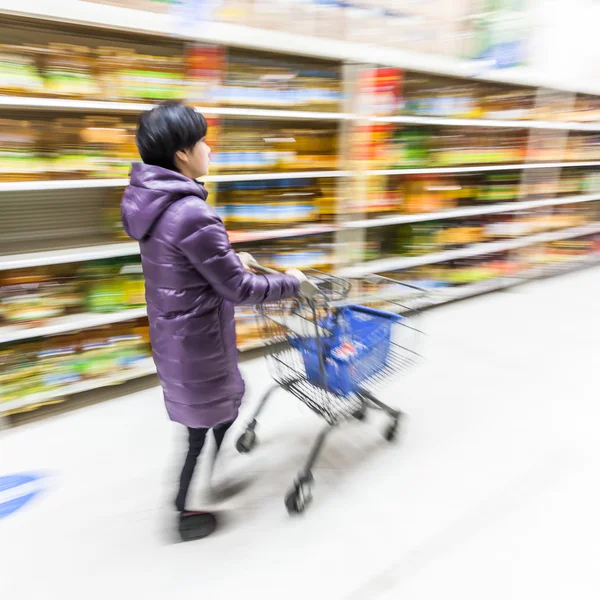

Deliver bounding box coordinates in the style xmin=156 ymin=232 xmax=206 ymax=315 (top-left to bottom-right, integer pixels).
xmin=0 ymin=473 xmax=44 ymax=520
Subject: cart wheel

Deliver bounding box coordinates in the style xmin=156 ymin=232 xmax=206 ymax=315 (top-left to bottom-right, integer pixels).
xmin=236 ymin=429 xmax=257 ymax=454
xmin=352 ymin=406 xmax=367 ymax=421
xmin=385 ymin=420 xmax=399 ymax=442
xmin=285 ymin=478 xmax=313 ymax=515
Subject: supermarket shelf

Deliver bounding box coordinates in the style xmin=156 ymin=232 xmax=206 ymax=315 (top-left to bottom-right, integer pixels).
xmin=4 ymin=163 xmax=600 ymax=193
xmin=0 ymin=179 xmax=130 ymax=192
xmin=2 ymin=94 xmax=598 ymax=130
xmin=0 ymin=357 xmax=157 ymax=415
xmin=344 ymin=193 xmax=600 ymax=230
xmin=369 ymin=115 xmax=600 ymax=131
xmin=0 ymin=242 xmax=140 ymax=271
xmin=367 ymin=162 xmax=600 ymax=177
xmin=0 ymin=307 xmax=147 ymax=345
xmin=0 ymin=96 xmax=350 ymax=121
xmin=3 ymin=254 xmax=596 ymax=414
xmin=0 ymin=224 xmax=338 ymax=269
xmin=348 ymin=251 xmax=600 ymax=312
xmin=3 ymin=0 xmax=600 ymax=97
xmin=339 ymin=222 xmax=600 ymax=276
xmin=0 ymin=171 xmax=349 ymax=193
xmin=429 ymin=252 xmax=600 ymax=304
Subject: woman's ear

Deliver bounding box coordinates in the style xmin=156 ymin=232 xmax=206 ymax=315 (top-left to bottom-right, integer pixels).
xmin=175 ymin=149 xmax=188 ymax=165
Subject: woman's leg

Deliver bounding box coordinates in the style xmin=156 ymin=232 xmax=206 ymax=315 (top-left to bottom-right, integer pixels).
xmin=175 ymin=427 xmax=209 ymax=513
xmin=213 ymin=420 xmax=234 ymax=451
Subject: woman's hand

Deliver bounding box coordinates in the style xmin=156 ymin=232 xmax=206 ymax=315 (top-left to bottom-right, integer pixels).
xmin=285 ymin=268 xmax=307 ymax=283
xmin=237 ymin=252 xmax=256 ymax=271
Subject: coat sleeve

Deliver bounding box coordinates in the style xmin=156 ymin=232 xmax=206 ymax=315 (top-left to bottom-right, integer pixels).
xmin=176 ymin=201 xmax=300 ymax=305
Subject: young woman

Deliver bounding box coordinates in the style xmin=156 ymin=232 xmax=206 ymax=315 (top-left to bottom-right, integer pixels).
xmin=121 ymin=101 xmax=304 ymax=540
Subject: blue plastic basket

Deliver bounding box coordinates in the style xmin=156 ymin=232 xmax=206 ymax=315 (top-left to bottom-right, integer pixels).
xmin=290 ymin=305 xmax=403 ymax=396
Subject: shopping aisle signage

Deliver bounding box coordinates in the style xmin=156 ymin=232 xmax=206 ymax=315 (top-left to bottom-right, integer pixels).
xmin=0 ymin=473 xmax=44 ymax=520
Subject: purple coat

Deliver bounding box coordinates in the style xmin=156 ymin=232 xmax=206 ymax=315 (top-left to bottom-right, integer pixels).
xmin=121 ymin=164 xmax=299 ymax=428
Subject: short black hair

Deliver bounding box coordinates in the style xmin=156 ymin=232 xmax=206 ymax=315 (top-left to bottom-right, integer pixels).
xmin=136 ymin=101 xmax=208 ymax=172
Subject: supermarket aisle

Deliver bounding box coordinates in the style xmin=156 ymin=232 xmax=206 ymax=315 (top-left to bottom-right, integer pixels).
xmin=1 ymin=267 xmax=599 ymax=600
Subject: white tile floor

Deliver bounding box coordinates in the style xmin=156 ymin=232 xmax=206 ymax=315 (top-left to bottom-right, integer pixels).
xmin=1 ymin=267 xmax=599 ymax=600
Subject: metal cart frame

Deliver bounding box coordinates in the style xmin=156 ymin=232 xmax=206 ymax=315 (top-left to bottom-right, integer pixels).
xmin=235 ymin=267 xmax=427 ymax=514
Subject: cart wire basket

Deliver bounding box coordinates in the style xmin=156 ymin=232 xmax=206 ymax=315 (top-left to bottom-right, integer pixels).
xmin=236 ymin=267 xmax=428 ymax=515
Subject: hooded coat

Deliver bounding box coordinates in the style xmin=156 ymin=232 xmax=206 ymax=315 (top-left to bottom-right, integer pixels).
xmin=121 ymin=163 xmax=299 ymax=428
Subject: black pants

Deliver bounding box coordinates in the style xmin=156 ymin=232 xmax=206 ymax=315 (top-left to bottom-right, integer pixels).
xmin=175 ymin=421 xmax=233 ymax=513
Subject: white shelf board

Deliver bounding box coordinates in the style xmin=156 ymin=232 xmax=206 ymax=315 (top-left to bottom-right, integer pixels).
xmin=3 ymin=0 xmax=600 ymax=97
xmin=367 ymin=162 xmax=600 ymax=177
xmin=0 ymin=307 xmax=147 ymax=345
xmin=0 ymin=95 xmax=350 ymax=121
xmin=339 ymin=222 xmax=600 ymax=276
xmin=369 ymin=115 xmax=600 ymax=131
xmin=2 ymin=93 xmax=598 ymax=130
xmin=0 ymin=171 xmax=349 ymax=193
xmin=4 ymin=163 xmax=600 ymax=193
xmin=0 ymin=357 xmax=157 ymax=414
xmin=0 ymin=179 xmax=130 ymax=192
xmin=0 ymin=224 xmax=339 ymax=269
xmin=0 ymin=242 xmax=141 ymax=271
xmin=344 ymin=193 xmax=600 ymax=230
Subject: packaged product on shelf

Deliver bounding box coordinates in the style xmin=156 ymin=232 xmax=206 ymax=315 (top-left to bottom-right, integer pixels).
xmin=0 ymin=345 xmax=42 ymax=403
xmin=481 ymin=89 xmax=535 ymax=120
xmin=185 ymin=44 xmax=224 ymax=104
xmin=402 ymin=176 xmax=461 ymax=213
xmin=38 ymin=339 xmax=81 ymax=389
xmin=77 ymin=331 xmax=117 ymax=378
xmin=235 ymin=306 xmax=259 ymax=348
xmin=42 ymin=43 xmax=100 ymax=98
xmin=82 ymin=260 xmax=126 ymax=313
xmin=50 ymin=118 xmax=97 ymax=178
xmin=434 ymin=221 xmax=485 ymax=247
xmin=0 ymin=118 xmax=46 ymax=182
xmin=109 ymin=330 xmax=148 ymax=369
xmin=120 ymin=262 xmax=146 ymax=308
xmin=219 ymin=179 xmax=320 ymax=230
xmin=358 ymin=175 xmax=400 ymax=215
xmin=356 ymin=67 xmax=403 ymax=117
xmin=215 ymin=120 xmax=337 ymax=173
xmin=478 ymin=172 xmax=520 ymax=202
xmin=0 ymin=44 xmax=45 ymax=95
xmin=402 ymin=77 xmax=481 ymax=118
xmin=0 ymin=270 xmax=64 ymax=325
xmin=218 ymin=54 xmax=342 ymax=111
xmin=79 ymin=117 xmax=137 ymax=177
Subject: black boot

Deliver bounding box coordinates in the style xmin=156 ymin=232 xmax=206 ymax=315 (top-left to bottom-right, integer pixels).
xmin=178 ymin=511 xmax=217 ymax=541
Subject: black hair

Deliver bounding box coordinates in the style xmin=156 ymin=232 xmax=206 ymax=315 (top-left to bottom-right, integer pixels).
xmin=136 ymin=101 xmax=208 ymax=172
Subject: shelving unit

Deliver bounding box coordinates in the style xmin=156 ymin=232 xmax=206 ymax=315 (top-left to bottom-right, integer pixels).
xmin=340 ymin=222 xmax=600 ymax=277
xmin=1 ymin=0 xmax=599 ymax=415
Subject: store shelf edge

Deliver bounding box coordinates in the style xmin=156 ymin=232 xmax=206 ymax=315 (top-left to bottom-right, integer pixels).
xmin=344 ymin=193 xmax=600 ymax=230
xmin=339 ymin=222 xmax=600 ymax=276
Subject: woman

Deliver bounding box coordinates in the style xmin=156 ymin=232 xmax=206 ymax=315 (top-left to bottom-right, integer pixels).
xmin=121 ymin=101 xmax=304 ymax=540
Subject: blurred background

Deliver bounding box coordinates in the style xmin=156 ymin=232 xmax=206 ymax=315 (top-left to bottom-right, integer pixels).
xmin=1 ymin=2 xmax=600 ymax=599
xmin=0 ymin=0 xmax=599 ymax=418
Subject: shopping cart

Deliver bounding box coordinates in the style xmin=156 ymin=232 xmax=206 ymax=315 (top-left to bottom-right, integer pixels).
xmin=236 ymin=263 xmax=427 ymax=515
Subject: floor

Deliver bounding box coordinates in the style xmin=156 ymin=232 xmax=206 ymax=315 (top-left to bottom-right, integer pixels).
xmin=1 ymin=267 xmax=599 ymax=600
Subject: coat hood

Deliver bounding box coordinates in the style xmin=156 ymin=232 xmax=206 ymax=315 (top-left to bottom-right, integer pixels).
xmin=121 ymin=163 xmax=208 ymax=241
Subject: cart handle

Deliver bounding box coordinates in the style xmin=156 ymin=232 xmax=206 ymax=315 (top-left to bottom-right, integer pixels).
xmin=246 ymin=259 xmax=320 ymax=300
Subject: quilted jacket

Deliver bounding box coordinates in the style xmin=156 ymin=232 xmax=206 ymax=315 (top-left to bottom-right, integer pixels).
xmin=121 ymin=163 xmax=299 ymax=428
